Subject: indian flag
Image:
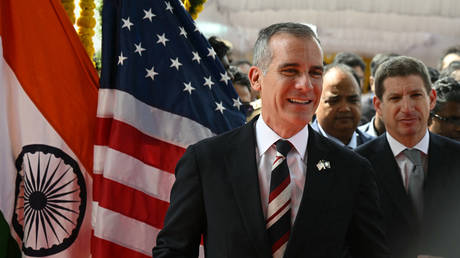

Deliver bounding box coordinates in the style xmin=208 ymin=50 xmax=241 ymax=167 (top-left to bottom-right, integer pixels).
xmin=0 ymin=0 xmax=98 ymax=257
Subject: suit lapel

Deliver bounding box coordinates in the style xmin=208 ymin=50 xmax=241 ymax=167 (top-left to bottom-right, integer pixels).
xmin=224 ymin=120 xmax=272 ymax=258
xmin=373 ymin=137 xmax=418 ymax=229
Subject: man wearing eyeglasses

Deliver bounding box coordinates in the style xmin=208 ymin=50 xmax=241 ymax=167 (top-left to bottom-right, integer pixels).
xmin=356 ymin=56 xmax=460 ymax=258
xmin=429 ymin=76 xmax=460 ymax=141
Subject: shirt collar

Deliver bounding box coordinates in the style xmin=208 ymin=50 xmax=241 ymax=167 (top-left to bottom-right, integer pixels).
xmin=316 ymin=121 xmax=358 ymax=148
xmin=255 ymin=115 xmax=308 ymax=159
xmin=386 ymin=130 xmax=430 ymax=157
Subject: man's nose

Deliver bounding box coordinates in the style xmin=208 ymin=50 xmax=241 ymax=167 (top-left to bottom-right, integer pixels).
xmin=295 ymin=74 xmax=313 ymax=91
xmin=400 ymin=96 xmax=414 ymax=112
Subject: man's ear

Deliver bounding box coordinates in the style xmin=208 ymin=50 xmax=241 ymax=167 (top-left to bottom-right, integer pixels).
xmin=373 ymin=95 xmax=382 ymax=117
xmin=248 ymin=66 xmax=262 ymax=92
xmin=429 ymin=88 xmax=437 ymax=110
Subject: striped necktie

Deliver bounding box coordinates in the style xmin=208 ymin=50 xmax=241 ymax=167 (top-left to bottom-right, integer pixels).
xmin=267 ymin=139 xmax=292 ymax=258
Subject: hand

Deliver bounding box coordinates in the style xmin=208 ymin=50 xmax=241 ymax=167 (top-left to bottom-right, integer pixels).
xmin=417 ymin=255 xmax=444 ymax=258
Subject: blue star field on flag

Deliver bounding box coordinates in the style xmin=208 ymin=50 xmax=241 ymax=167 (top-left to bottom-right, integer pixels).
xmin=100 ymin=0 xmax=246 ymax=134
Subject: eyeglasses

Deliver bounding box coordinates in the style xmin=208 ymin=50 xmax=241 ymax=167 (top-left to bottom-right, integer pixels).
xmin=431 ymin=113 xmax=460 ymax=126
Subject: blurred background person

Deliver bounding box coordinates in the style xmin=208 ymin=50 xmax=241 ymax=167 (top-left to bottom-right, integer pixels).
xmin=429 ymin=76 xmax=460 ymax=141
xmin=208 ymin=36 xmax=232 ymax=70
xmin=439 ymin=60 xmax=460 ymax=81
xmin=312 ymin=63 xmax=372 ymax=148
xmin=233 ymin=59 xmax=252 ymax=74
xmin=332 ymin=52 xmax=366 ymax=90
xmin=359 ymin=53 xmax=399 ymax=136
xmin=438 ymin=45 xmax=460 ymax=71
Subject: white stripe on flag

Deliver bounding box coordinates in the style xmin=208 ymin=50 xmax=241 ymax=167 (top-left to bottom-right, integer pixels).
xmin=92 ymin=203 xmax=159 ymax=256
xmin=96 ymin=88 xmax=214 ymax=148
xmin=94 ymin=145 xmax=175 ymax=202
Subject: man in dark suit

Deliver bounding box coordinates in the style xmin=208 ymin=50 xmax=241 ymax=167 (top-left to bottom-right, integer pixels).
xmin=312 ymin=63 xmax=373 ymax=149
xmin=356 ymin=56 xmax=460 ymax=258
xmin=153 ymin=22 xmax=389 ymax=258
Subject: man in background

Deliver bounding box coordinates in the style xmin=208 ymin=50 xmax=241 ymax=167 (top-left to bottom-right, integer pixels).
xmin=357 ymin=56 xmax=460 ymax=258
xmin=429 ymin=76 xmax=460 ymax=141
xmin=333 ymin=52 xmax=366 ymax=89
xmin=313 ymin=63 xmax=372 ymax=148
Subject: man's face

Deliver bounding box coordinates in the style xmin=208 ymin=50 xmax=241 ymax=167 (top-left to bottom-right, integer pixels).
xmin=249 ymin=33 xmax=323 ymax=137
xmin=441 ymin=53 xmax=460 ymax=70
xmin=316 ymin=68 xmax=361 ymax=143
xmin=429 ymin=101 xmax=460 ymax=141
xmin=375 ymin=75 xmax=436 ymax=146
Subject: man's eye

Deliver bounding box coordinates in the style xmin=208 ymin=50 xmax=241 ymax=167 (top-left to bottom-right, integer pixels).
xmin=281 ymin=69 xmax=298 ymax=76
xmin=411 ymin=93 xmax=423 ymax=98
xmin=310 ymin=71 xmax=323 ymax=79
xmin=325 ymin=98 xmax=338 ymax=104
xmin=389 ymin=96 xmax=401 ymax=101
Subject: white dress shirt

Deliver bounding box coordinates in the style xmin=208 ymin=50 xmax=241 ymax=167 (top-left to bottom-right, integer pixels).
xmin=316 ymin=121 xmax=358 ymax=148
xmin=386 ymin=130 xmax=429 ymax=190
xmin=255 ymin=115 xmax=308 ymax=225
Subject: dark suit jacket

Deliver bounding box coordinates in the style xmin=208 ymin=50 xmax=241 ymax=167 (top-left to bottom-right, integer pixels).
xmin=153 ymin=118 xmax=390 ymax=258
xmin=356 ymin=133 xmax=460 ymax=258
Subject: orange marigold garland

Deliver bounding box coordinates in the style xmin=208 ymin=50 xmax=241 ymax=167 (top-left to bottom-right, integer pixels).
xmin=77 ymin=0 xmax=96 ymax=59
xmin=61 ymin=0 xmax=76 ymax=24
xmin=182 ymin=0 xmax=207 ymax=20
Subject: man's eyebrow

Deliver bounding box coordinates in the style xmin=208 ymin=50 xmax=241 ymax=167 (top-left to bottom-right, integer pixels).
xmin=278 ymin=63 xmax=300 ymax=69
xmin=311 ymin=65 xmax=324 ymax=71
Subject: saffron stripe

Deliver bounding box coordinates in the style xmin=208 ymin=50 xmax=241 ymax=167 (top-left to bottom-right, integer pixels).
xmin=93 ymin=174 xmax=169 ymax=229
xmin=95 ymin=117 xmax=186 ymax=174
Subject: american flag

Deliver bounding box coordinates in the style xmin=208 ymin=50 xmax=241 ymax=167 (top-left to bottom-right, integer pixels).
xmin=91 ymin=0 xmax=245 ymax=257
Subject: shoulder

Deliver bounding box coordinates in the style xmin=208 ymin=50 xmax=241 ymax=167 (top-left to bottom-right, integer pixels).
xmin=355 ymin=134 xmax=386 ymax=157
xmin=430 ymin=133 xmax=460 ymax=151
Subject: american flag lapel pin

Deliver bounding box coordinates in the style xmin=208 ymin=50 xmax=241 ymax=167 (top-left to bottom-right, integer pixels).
xmin=316 ymin=160 xmax=330 ymax=171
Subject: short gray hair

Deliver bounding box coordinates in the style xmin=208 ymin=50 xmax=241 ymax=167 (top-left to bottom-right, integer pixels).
xmin=374 ymin=56 xmax=431 ymax=100
xmin=253 ymin=22 xmax=320 ymax=73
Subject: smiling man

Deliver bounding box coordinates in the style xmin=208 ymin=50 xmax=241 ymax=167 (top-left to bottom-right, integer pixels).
xmin=356 ymin=56 xmax=460 ymax=258
xmin=153 ymin=22 xmax=389 ymax=258
xmin=313 ymin=63 xmax=373 ymax=148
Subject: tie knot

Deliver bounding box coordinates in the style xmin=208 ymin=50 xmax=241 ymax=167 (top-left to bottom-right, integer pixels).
xmin=276 ymin=139 xmax=292 ymax=157
xmin=403 ymin=149 xmax=423 ymax=167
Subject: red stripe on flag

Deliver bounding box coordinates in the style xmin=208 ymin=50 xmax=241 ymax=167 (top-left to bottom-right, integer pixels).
xmin=96 ymin=117 xmax=185 ymax=174
xmin=93 ymin=174 xmax=169 ymax=229
xmin=91 ymin=234 xmax=150 ymax=258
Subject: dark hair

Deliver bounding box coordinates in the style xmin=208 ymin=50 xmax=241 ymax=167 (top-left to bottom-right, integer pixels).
xmin=439 ymin=61 xmax=460 ymax=78
xmin=427 ymin=66 xmax=440 ymax=84
xmin=333 ymin=52 xmax=366 ymax=72
xmin=370 ymin=53 xmax=399 ymax=77
xmin=208 ymin=36 xmax=230 ymax=61
xmin=324 ymin=63 xmax=361 ymax=90
xmin=374 ymin=56 xmax=431 ymax=100
xmin=432 ymin=76 xmax=460 ymax=114
xmin=231 ymin=71 xmax=251 ymax=91
xmin=439 ymin=45 xmax=460 ymax=70
xmin=253 ymin=22 xmax=319 ymax=73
